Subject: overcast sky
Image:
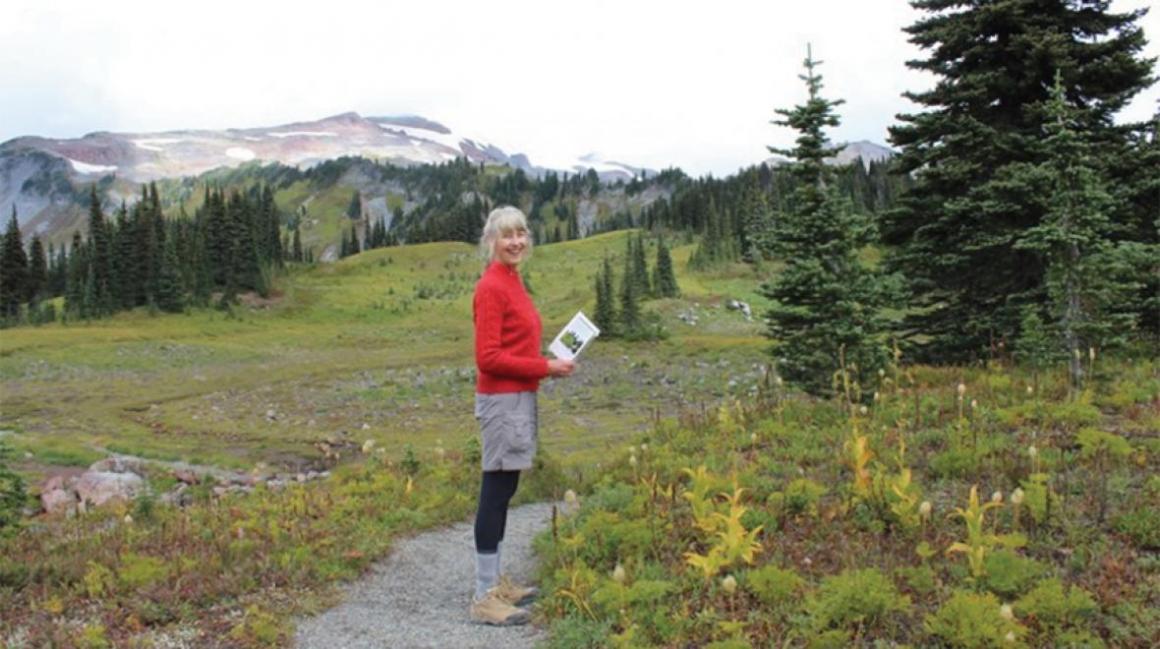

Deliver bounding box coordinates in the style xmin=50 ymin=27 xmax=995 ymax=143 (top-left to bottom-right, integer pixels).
xmin=1 ymin=0 xmax=1156 ymax=176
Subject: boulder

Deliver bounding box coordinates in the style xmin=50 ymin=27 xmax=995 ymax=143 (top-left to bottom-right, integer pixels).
xmin=173 ymin=468 xmax=200 ymax=485
xmin=74 ymin=471 xmax=145 ymax=507
xmin=41 ymin=487 xmax=78 ymax=515
xmin=89 ymin=456 xmax=146 ymax=474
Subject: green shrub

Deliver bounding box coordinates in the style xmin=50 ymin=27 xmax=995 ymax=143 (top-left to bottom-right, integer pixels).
xmin=544 ymin=616 xmax=614 ymax=649
xmin=1015 ymin=578 xmax=1097 ymax=632
xmin=924 ymin=589 xmax=1027 ymax=648
xmin=807 ymin=568 xmax=909 ymax=632
xmin=744 ymin=564 xmax=804 ymax=608
xmin=895 ymin=564 xmax=938 ymax=596
xmin=982 ymin=550 xmax=1048 ymax=598
xmin=1114 ymin=506 xmax=1160 ymax=550
xmin=1019 ymin=473 xmax=1053 ymax=525
xmin=770 ymin=478 xmax=828 ymax=518
xmin=806 ymin=629 xmax=851 ymax=649
xmin=118 ymin=552 xmax=169 ymax=589
xmin=0 ymin=441 xmax=27 ymax=536
xmin=930 ymin=447 xmax=980 ymax=479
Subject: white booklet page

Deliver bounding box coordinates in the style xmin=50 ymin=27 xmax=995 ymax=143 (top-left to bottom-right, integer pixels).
xmin=549 ymin=311 xmax=601 ymax=361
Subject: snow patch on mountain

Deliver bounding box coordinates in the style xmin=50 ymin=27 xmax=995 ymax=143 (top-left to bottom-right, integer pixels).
xmin=268 ymin=131 xmax=338 ymax=139
xmin=226 ymin=147 xmax=256 ymax=161
xmin=133 ymin=138 xmax=184 ymax=151
xmin=69 ymin=159 xmax=117 ymax=174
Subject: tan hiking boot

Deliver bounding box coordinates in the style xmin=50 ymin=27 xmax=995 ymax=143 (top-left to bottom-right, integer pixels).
xmin=470 ymin=589 xmax=532 ymax=626
xmin=494 ymin=575 xmax=540 ymax=607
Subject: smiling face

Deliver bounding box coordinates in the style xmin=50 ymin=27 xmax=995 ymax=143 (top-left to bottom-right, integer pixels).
xmin=494 ymin=227 xmax=529 ymax=267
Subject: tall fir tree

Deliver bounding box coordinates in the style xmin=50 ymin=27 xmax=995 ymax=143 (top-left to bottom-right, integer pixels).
xmin=346 ymin=190 xmax=363 ymax=220
xmin=65 ymin=231 xmax=86 ymax=317
xmin=292 ymin=225 xmax=303 ymax=262
xmin=631 ymin=233 xmax=651 ymax=297
xmin=27 ymin=234 xmax=47 ymax=302
xmin=884 ymin=0 xmax=1155 ymax=361
xmin=87 ymin=187 xmax=114 ymax=315
xmin=619 ymin=249 xmax=642 ymax=335
xmin=154 ymin=233 xmax=185 ymax=313
xmin=1014 ymin=73 xmax=1135 ymax=391
xmin=652 ymin=234 xmax=679 ymax=298
xmin=760 ymin=46 xmax=889 ymax=398
xmin=0 ymin=208 xmax=28 ymax=318
xmin=593 ymin=255 xmax=618 ymax=336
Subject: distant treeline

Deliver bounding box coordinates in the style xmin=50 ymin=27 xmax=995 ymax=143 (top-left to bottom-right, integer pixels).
xmin=0 ymin=183 xmax=293 ymax=321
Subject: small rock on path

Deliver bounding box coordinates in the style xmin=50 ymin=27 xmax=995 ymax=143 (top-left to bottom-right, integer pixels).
xmin=295 ymin=502 xmax=552 ymax=649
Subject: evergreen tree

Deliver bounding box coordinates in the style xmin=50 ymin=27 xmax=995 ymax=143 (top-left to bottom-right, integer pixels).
xmin=653 ymin=235 xmax=679 ymax=298
xmin=87 ymin=186 xmax=113 ymax=315
xmin=1015 ymin=307 xmax=1058 ymax=394
xmin=760 ymin=46 xmax=889 ymax=398
xmin=687 ymin=198 xmax=718 ymax=270
xmin=292 ymin=225 xmax=303 ymax=262
xmin=0 ymin=208 xmax=28 ymax=319
xmin=740 ymin=174 xmax=774 ymax=264
xmin=619 ymin=249 xmax=642 ymax=335
xmin=884 ymin=0 xmax=1155 ymax=361
xmin=1113 ymin=109 xmax=1160 ymax=345
xmin=346 ymin=190 xmax=363 ymax=220
xmin=110 ymin=202 xmax=135 ymax=309
xmin=155 ymin=233 xmax=185 ymax=313
xmin=631 ymin=233 xmax=651 ymax=298
xmin=261 ymin=185 xmax=283 ymax=267
xmin=1014 ymin=73 xmax=1135 ymax=391
xmin=26 ymin=234 xmax=46 ymax=302
xmin=65 ymin=231 xmax=86 ymax=317
xmin=593 ymin=255 xmax=618 ymax=336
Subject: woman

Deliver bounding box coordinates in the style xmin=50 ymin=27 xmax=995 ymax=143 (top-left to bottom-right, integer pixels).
xmin=470 ymin=206 xmax=575 ymax=626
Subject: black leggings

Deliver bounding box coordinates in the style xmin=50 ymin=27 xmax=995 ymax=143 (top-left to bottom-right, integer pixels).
xmin=474 ymin=470 xmax=520 ymax=553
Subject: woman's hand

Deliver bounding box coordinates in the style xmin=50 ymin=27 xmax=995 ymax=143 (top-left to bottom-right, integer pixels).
xmin=547 ymin=358 xmax=576 ymax=377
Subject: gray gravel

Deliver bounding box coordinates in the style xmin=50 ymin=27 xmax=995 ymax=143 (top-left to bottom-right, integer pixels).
xmin=294 ymin=502 xmax=552 ymax=649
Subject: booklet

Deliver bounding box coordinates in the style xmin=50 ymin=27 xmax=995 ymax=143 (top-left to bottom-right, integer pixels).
xmin=548 ymin=311 xmax=601 ymax=361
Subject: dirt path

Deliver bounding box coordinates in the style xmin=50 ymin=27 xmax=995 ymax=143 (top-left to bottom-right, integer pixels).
xmin=294 ymin=502 xmax=552 ymax=649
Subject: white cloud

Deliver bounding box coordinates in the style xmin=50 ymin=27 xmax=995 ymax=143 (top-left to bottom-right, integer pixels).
xmin=0 ymin=0 xmax=1156 ymax=176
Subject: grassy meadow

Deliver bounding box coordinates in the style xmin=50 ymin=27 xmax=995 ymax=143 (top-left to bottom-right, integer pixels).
xmin=0 ymin=231 xmax=779 ymax=646
xmin=1 ymin=231 xmax=1157 ymax=647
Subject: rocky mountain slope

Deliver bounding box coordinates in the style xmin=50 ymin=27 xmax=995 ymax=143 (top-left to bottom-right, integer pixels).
xmin=0 ymin=113 xmax=650 ymax=239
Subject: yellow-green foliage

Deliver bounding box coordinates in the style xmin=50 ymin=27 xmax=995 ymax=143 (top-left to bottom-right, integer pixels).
xmin=228 ymin=604 xmax=285 ymax=647
xmin=924 ymin=590 xmax=1028 ymax=648
xmin=806 ymin=568 xmax=909 ymax=633
xmin=981 ymin=550 xmax=1049 ymax=598
xmin=683 ymin=480 xmax=763 ymax=580
xmin=743 ymin=564 xmax=804 ymax=608
xmin=1014 ymin=579 xmax=1098 ymax=634
xmin=1076 ymin=428 xmax=1132 ymax=463
xmin=117 ymin=552 xmax=169 ymax=589
xmin=771 ymin=478 xmax=827 ymax=518
xmin=78 ymin=623 xmax=111 ymax=649
xmin=946 ymin=485 xmax=1025 ymax=579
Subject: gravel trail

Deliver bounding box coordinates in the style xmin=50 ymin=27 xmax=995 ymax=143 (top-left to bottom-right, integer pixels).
xmin=294 ymin=502 xmax=552 ymax=649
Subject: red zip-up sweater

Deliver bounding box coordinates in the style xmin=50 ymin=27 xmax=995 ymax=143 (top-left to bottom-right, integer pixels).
xmin=473 ymin=261 xmax=550 ymax=393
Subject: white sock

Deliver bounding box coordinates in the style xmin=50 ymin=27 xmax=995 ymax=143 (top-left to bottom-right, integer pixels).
xmin=496 ymin=542 xmax=503 ymax=578
xmin=475 ymin=552 xmax=498 ymax=600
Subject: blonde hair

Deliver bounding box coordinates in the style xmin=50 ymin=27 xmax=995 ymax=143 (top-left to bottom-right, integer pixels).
xmin=479 ymin=206 xmax=533 ymax=262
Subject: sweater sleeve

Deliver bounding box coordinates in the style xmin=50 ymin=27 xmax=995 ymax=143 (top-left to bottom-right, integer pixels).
xmin=474 ymin=284 xmax=550 ymax=380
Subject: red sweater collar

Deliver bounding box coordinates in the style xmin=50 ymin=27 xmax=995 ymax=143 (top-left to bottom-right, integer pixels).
xmin=486 ymin=260 xmax=521 ymax=279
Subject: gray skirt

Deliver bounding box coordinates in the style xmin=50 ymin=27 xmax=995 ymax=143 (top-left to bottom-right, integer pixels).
xmin=474 ymin=391 xmax=538 ymax=471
